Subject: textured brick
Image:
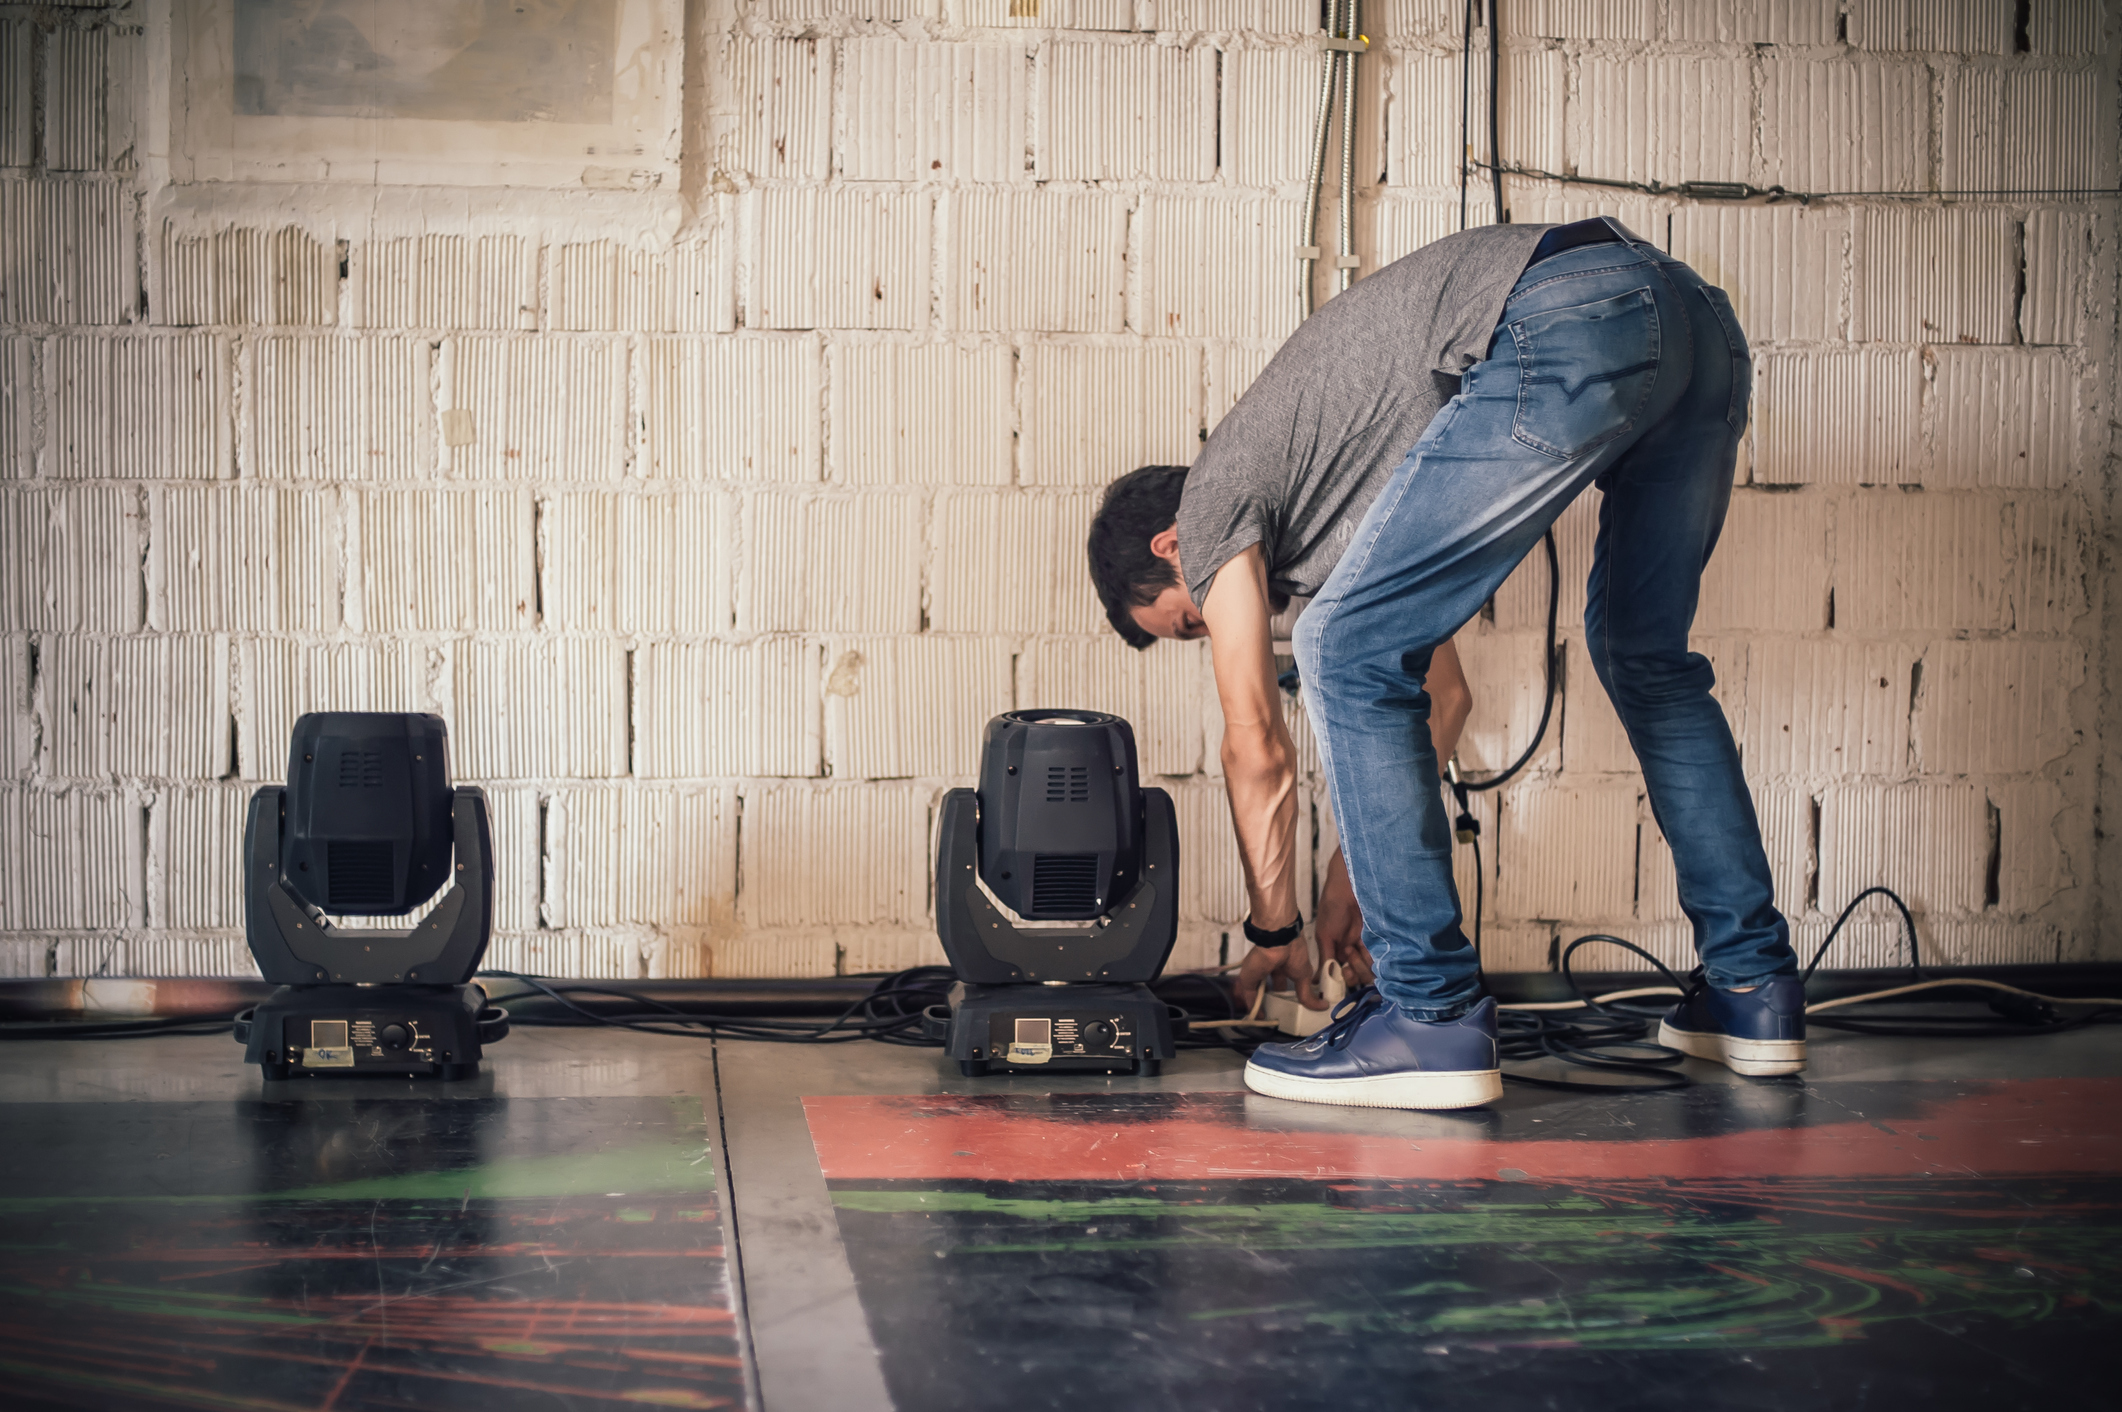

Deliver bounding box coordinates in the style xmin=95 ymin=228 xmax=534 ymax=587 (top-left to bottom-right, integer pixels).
xmin=1574 ymin=55 xmax=1752 ymax=190
xmin=739 ymin=490 xmax=923 ymax=634
xmin=1835 ymin=492 xmax=2010 ymax=633
xmin=955 ymin=0 xmax=1134 ymax=25
xmin=0 ymin=336 xmax=29 ymax=477
xmin=1753 ymin=349 xmax=1923 ymax=487
xmin=841 ymin=38 xmax=1032 ymax=184
xmin=545 ymin=784 xmax=737 ymax=930
xmin=542 ymin=490 xmax=734 ymax=635
xmin=1669 ymin=205 xmax=1846 ymax=344
xmin=668 ymin=934 xmax=838 ymax=979
xmin=1760 ymin=58 xmax=1929 ymax=195
xmin=1018 ymin=636 xmax=1204 ymax=776
xmin=1695 ymin=491 xmax=1829 ymax=633
xmin=250 ymin=336 xmax=429 ymax=481
xmin=1503 ymin=0 xmax=1656 ymax=39
xmin=44 ymin=26 xmax=114 ymax=172
xmin=1990 ymin=779 xmax=2073 ymax=915
xmin=162 ymin=225 xmax=335 ymax=328
xmin=485 ymin=933 xmax=640 ymax=980
xmin=1167 ymin=779 xmax=1246 ymax=923
xmin=1853 ymin=207 xmax=2016 ymax=344
xmin=1913 ymin=640 xmax=2083 ymax=775
xmin=356 ymin=488 xmax=535 ymax=633
xmin=0 ymin=23 xmax=28 ymax=168
xmin=150 ymin=486 xmax=336 ymax=633
xmin=752 ymin=189 xmax=933 ymax=332
xmin=1 ymin=178 xmax=134 ymax=325
xmin=441 ymin=337 xmax=627 ymax=482
xmin=1944 ymin=66 xmax=2120 ymax=194
xmin=717 ymin=37 xmax=834 ymax=183
xmin=1224 ymin=46 xmax=1383 ymax=190
xmin=1848 ymin=0 xmax=2013 ymax=53
xmin=44 ymin=634 xmax=231 ymax=781
xmin=1135 ymin=194 xmax=1302 ymax=340
xmin=0 ymin=633 xmax=28 ymax=776
xmin=1036 ymin=41 xmax=1213 ymax=182
xmin=1454 ymin=630 xmax=1561 ymax=780
xmin=1143 ymin=0 xmax=1310 ymax=31
xmin=2021 ymin=210 xmax=2094 ymax=346
xmin=1928 ymin=348 xmax=2075 ymax=489
xmin=0 ymin=786 xmax=136 ymax=930
xmin=53 ymin=334 xmax=235 ymax=480
xmin=2030 ymin=1 xmax=2106 ymax=53
xmin=351 ymin=234 xmax=537 ymax=331
xmin=1741 ymin=639 xmax=1914 ymax=779
xmin=1667 ymin=0 xmax=1837 ymax=43
xmin=451 ymin=638 xmax=629 ymax=780
xmin=1818 ymin=781 xmax=1987 ymax=916
xmin=824 ymin=636 xmax=1012 ymax=780
xmin=928 ymin=489 xmax=1101 ymax=635
xmin=1391 ymin=47 xmax=1565 ymax=194
xmin=235 ymin=639 xmax=444 ymax=781
xmin=740 ymin=784 xmax=930 ymax=927
xmin=635 ymin=639 xmax=820 ymax=779
xmin=147 ymin=785 xmax=250 ymax=930
xmin=942 ymin=189 xmax=1126 ymax=334
xmin=2007 ymin=493 xmax=2083 ymax=635
xmin=831 ymin=341 xmax=1013 ymax=485
xmin=0 ymin=485 xmax=141 ymax=631
xmin=548 ymin=240 xmax=732 ymax=334
xmin=1494 ymin=780 xmax=1638 ymax=922
xmin=1020 ymin=341 xmax=1201 ymax=485
xmin=478 ymin=785 xmax=541 ymax=935
xmin=643 ymin=336 xmax=823 ymax=483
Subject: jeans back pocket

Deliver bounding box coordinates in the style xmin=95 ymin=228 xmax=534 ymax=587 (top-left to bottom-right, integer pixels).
xmin=1508 ymin=286 xmax=1660 ymax=460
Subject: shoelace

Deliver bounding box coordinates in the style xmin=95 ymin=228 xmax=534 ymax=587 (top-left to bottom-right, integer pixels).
xmin=1308 ymin=985 xmax=1386 ymax=1050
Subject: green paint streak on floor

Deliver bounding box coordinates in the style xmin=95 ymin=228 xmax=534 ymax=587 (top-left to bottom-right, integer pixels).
xmin=0 ymin=1280 xmax=325 ymax=1328
xmin=832 ymin=1187 xmax=2122 ymax=1352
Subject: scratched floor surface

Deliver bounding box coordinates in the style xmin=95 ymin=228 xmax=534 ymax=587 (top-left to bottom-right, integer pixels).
xmin=4 ymin=1021 xmax=2121 ymax=1411
xmin=793 ymin=1052 xmax=2122 ymax=1412
xmin=0 ymin=1053 xmax=744 ymax=1411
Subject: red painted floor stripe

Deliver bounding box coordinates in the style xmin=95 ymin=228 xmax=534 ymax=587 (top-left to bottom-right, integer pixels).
xmin=803 ymin=1079 xmax=2122 ymax=1182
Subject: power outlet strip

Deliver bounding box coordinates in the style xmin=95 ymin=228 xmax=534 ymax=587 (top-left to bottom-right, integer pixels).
xmin=1257 ymin=958 xmax=1349 ymax=1037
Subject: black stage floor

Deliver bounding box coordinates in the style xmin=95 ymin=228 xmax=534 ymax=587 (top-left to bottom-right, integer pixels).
xmin=1 ymin=1015 xmax=2116 ymax=1410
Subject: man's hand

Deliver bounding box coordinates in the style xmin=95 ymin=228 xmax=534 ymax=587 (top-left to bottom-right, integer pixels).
xmin=1314 ymin=848 xmax=1374 ymax=988
xmin=1233 ymin=940 xmax=1325 ymax=1015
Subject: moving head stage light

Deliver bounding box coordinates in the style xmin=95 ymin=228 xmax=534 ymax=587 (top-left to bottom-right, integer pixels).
xmin=233 ymin=712 xmax=508 ymax=1080
xmin=935 ymin=709 xmax=1180 ymax=1076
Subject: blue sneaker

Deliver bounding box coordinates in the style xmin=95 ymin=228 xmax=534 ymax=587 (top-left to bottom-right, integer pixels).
xmin=1658 ymin=974 xmax=1807 ymax=1076
xmin=1243 ymin=990 xmax=1502 ymax=1110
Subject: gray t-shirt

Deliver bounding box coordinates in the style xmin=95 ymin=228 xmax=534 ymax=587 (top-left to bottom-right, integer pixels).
xmin=1178 ymin=223 xmax=1552 ymax=608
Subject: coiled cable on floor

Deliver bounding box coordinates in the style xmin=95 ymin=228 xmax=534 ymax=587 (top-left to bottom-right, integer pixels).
xmin=477 ymin=966 xmax=957 ymax=1046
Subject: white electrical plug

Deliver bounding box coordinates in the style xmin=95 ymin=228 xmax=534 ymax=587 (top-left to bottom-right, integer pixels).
xmin=1258 ymin=957 xmax=1348 ymax=1038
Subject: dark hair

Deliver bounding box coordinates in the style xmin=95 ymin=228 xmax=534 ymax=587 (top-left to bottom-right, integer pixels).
xmin=1086 ymin=464 xmax=1189 ymax=651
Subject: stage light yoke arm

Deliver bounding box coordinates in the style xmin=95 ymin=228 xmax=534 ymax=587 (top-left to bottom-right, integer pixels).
xmin=1203 ymin=545 xmax=1302 ymax=935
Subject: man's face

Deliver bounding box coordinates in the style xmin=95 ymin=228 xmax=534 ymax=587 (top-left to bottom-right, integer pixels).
xmin=1129 ymin=583 xmax=1208 ymax=641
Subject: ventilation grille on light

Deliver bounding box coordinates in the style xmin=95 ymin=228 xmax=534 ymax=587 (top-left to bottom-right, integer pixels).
xmin=327 ymin=841 xmax=395 ymax=907
xmin=1045 ymin=765 xmax=1090 ymax=803
xmin=337 ymin=751 xmax=384 ymax=788
xmin=1030 ymin=854 xmax=1099 ymax=913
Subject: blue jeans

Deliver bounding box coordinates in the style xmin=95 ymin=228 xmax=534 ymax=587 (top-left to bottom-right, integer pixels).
xmin=1292 ymin=234 xmax=1796 ymax=1019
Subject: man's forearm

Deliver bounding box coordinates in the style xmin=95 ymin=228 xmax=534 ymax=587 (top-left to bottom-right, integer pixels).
xmin=1222 ymin=721 xmax=1301 ymax=929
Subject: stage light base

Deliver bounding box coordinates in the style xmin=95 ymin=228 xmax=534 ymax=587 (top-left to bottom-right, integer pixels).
xmin=943 ymin=981 xmax=1176 ymax=1078
xmin=236 ymin=983 xmax=507 ymax=1081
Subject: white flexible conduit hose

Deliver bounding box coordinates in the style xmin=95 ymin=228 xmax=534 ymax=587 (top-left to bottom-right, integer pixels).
xmin=1337 ymin=0 xmax=1360 ymax=294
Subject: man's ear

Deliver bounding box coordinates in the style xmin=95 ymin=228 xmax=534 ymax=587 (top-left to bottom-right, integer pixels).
xmin=1149 ymin=524 xmax=1180 ymax=564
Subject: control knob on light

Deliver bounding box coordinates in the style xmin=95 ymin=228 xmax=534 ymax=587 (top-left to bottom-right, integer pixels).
xmin=1081 ymin=1020 xmax=1115 ymax=1049
xmin=380 ymin=1024 xmax=410 ymax=1050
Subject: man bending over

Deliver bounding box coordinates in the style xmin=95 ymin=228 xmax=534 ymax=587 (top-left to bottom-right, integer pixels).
xmin=1086 ymin=217 xmax=1803 ymax=1110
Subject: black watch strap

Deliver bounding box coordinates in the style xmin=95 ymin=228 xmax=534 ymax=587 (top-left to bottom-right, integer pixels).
xmin=1243 ymin=912 xmax=1304 ymax=949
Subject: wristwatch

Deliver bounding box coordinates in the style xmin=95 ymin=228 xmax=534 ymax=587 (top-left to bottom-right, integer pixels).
xmin=1242 ymin=912 xmax=1304 ymax=949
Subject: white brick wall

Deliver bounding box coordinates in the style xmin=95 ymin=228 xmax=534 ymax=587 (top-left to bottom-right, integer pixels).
xmin=0 ymin=3 xmax=2111 ymax=982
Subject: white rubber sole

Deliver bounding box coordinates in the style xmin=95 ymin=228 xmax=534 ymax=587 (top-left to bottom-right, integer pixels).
xmin=1658 ymin=1019 xmax=1806 ymax=1077
xmin=1243 ymin=1061 xmax=1503 ymax=1110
